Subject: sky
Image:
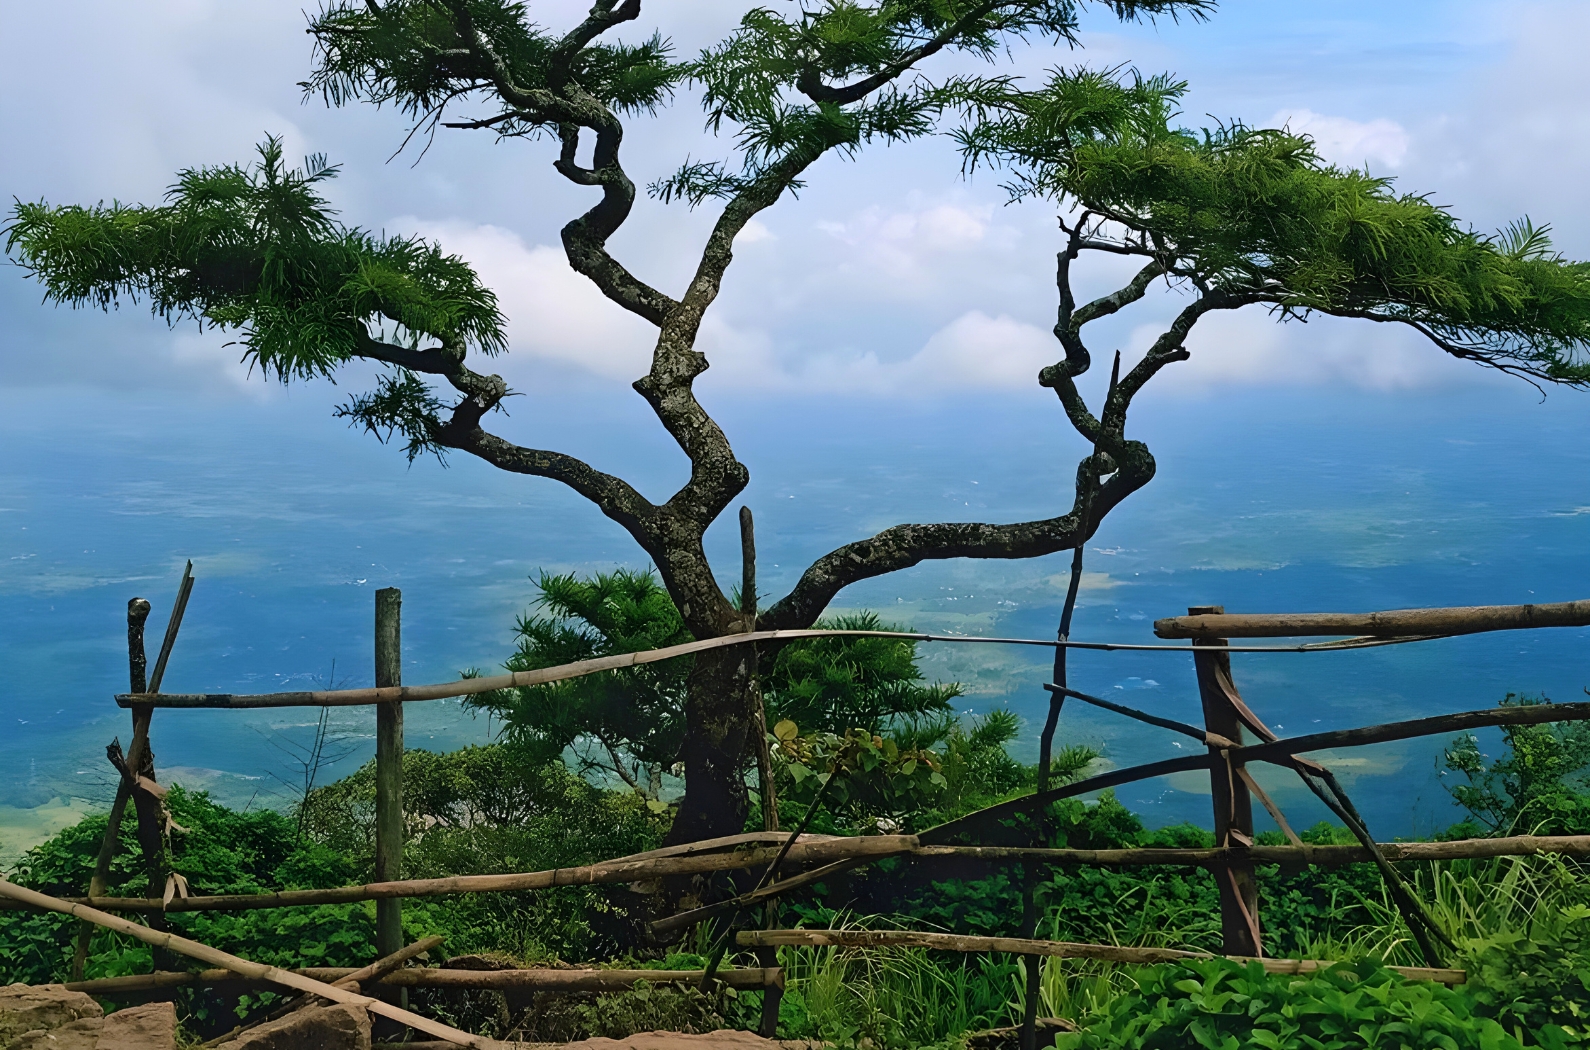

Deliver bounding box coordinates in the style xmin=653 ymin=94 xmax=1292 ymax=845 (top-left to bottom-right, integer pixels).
xmin=2 ymin=0 xmax=1589 ymax=845
xmin=7 ymin=0 xmax=1590 ymax=403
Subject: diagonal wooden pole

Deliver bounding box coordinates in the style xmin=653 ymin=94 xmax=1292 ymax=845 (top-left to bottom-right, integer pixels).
xmin=0 ymin=879 xmax=491 ymax=1048
xmin=201 ymin=935 xmax=444 ymax=1047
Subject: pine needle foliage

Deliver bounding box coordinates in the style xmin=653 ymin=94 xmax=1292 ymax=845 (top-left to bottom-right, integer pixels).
xmin=5 ymin=137 xmax=506 ymax=381
xmin=304 ymin=0 xmax=680 ymax=136
xmin=957 ymin=67 xmax=1590 ymax=385
xmin=468 ymin=569 xmax=694 ymax=793
xmin=656 ymin=0 xmax=1211 ymax=204
xmin=764 ymin=610 xmax=962 ymax=734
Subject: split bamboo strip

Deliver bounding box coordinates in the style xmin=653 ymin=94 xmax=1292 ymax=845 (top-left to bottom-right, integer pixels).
xmin=736 ymin=930 xmax=1466 ymax=985
xmin=0 ymin=879 xmax=490 ymax=1047
xmin=67 ymin=966 xmax=781 ymax=996
xmin=115 ymin=618 xmax=1504 ymax=711
xmin=1156 ymin=599 xmax=1590 ymax=639
xmin=115 ymin=631 xmax=954 ymax=708
xmin=3 ymin=836 xmax=915 ymax=913
xmin=361 ymin=967 xmax=783 ymax=992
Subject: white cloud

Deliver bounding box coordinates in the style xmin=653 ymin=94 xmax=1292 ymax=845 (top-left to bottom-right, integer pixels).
xmin=1143 ymin=308 xmax=1490 ymax=393
xmin=735 ymin=220 xmax=776 ymax=245
xmin=1267 ymin=108 xmax=1409 ymax=170
xmin=815 ymin=200 xmax=1011 ymax=296
xmin=398 ymin=219 xmax=657 ymax=383
xmin=703 ymin=310 xmax=1055 ymax=396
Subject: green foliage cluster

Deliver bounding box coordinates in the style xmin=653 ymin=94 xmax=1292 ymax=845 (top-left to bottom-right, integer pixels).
xmin=306 ymin=0 xmax=679 ymax=126
xmin=301 ymin=743 xmax=666 ymax=960
xmin=764 ymin=611 xmax=962 ymax=732
xmin=658 ymin=0 xmax=1210 ymax=203
xmin=0 ymin=786 xmax=372 ymax=1028
xmin=1443 ymin=694 xmax=1590 ymax=835
xmin=466 ymin=570 xmax=694 ymax=794
xmin=1055 ymin=958 xmax=1539 ymax=1050
xmin=959 ymin=67 xmax=1590 ymax=384
xmin=5 ymin=138 xmax=504 ymax=382
xmin=467 ymin=570 xmax=966 ymax=798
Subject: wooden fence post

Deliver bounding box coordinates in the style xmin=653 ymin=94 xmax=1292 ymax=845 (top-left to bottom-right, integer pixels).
xmin=374 ymin=588 xmax=403 ymax=959
xmin=1189 ymin=605 xmax=1261 ymax=957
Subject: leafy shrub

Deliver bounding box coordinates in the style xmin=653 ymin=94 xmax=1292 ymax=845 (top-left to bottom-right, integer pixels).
xmin=1443 ymin=694 xmax=1590 ymax=836
xmin=1058 ymin=957 xmax=1532 ymax=1050
xmin=1464 ymin=903 xmax=1590 ymax=1038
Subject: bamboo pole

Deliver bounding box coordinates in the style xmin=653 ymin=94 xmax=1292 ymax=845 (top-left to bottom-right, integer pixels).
xmin=1233 ymin=702 xmax=1590 ymax=766
xmin=1189 ymin=607 xmax=1260 ymax=958
xmin=3 ymin=836 xmax=917 ymax=913
xmin=923 ymin=700 xmax=1590 ymax=844
xmin=914 ymin=836 xmax=1590 ymax=866
xmin=0 ymin=879 xmax=490 ymax=1047
xmin=1155 ymin=599 xmax=1590 ymax=639
xmin=734 ymin=930 xmax=1466 ymax=985
xmin=113 ymin=624 xmax=1475 ymax=711
xmin=67 ymin=965 xmax=781 ymax=996
xmin=20 ymin=833 xmax=1588 ymax=917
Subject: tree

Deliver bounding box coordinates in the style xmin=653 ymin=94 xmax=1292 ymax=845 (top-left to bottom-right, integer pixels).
xmin=1442 ymin=693 xmax=1590 ymax=835
xmin=10 ymin=4 xmax=1590 ymax=844
xmin=469 ymin=570 xmax=959 ymax=799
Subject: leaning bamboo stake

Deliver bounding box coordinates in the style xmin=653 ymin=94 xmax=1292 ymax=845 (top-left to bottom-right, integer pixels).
xmin=0 ymin=879 xmax=490 ymax=1048
xmin=735 ymin=930 xmax=1466 ymax=985
xmin=1 ymin=836 xmax=915 ymax=913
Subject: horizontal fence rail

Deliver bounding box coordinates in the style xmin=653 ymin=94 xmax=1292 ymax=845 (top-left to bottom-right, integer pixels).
xmin=10 ymin=830 xmax=1588 ymax=915
xmin=1156 ymin=599 xmax=1590 ymax=639
xmin=112 ymin=597 xmax=1590 ymax=710
xmin=734 ymin=930 xmax=1466 ymax=985
xmin=65 ymin=966 xmax=783 ymax=996
xmin=923 ymin=700 xmax=1590 ymax=843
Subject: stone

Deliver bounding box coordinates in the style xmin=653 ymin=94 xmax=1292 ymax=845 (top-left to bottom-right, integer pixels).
xmin=213 ymin=1003 xmax=370 ymax=1050
xmin=0 ymin=985 xmax=103 ymax=1047
xmin=97 ymin=1002 xmax=177 ymax=1050
xmin=7 ymin=1017 xmax=102 ymax=1050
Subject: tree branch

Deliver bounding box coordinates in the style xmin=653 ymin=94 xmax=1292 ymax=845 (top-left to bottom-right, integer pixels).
xmin=797 ymin=0 xmax=1007 ymax=107
xmin=763 ymin=275 xmax=1256 ymax=630
xmin=351 ymin=334 xmax=662 ymax=549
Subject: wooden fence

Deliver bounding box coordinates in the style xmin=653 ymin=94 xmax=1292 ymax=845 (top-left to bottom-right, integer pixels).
xmin=19 ymin=561 xmax=1590 ymax=1049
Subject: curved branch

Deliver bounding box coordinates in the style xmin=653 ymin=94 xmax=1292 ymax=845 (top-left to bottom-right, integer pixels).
xmin=352 ymin=335 xmax=662 ymax=551
xmin=797 ymin=0 xmax=1007 ymax=106
xmin=556 ymin=123 xmax=680 ymax=326
xmin=763 ymin=278 xmax=1259 ymax=630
